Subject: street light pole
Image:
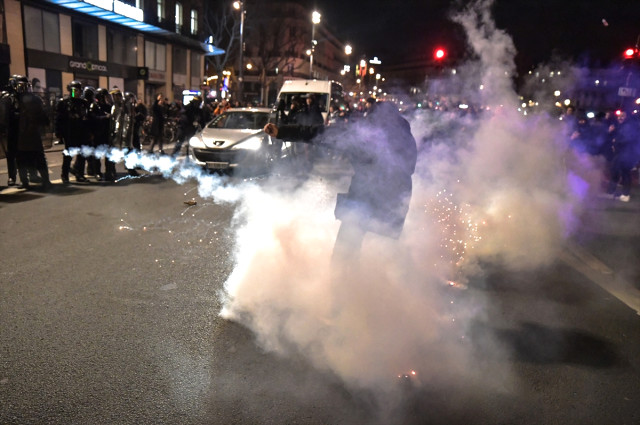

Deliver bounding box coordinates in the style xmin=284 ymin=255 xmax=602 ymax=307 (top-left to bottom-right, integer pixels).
xmin=309 ymin=11 xmax=321 ymax=77
xmin=233 ymin=1 xmax=245 ymax=103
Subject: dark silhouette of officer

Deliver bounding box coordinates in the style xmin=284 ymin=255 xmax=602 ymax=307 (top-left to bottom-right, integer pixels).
xmin=264 ymin=98 xmax=417 ymax=259
xmin=14 ymin=75 xmax=51 ymax=190
xmin=55 ymin=80 xmax=90 ymax=183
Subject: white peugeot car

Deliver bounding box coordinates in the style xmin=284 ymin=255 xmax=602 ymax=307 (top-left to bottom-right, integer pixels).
xmin=188 ymin=107 xmax=289 ymax=174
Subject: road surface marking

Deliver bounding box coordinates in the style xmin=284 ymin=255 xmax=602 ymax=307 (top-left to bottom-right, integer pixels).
xmin=562 ymin=242 xmax=640 ymax=316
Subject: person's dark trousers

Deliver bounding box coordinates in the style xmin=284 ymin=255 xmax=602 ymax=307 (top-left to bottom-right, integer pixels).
xmin=16 ymin=150 xmax=50 ymax=189
xmin=72 ymin=152 xmax=86 ymax=177
xmin=2 ymin=138 xmax=18 ymax=183
xmin=61 ymin=153 xmax=72 ymax=181
xmin=607 ymin=157 xmax=633 ymax=196
xmin=104 ymin=146 xmax=117 ymax=181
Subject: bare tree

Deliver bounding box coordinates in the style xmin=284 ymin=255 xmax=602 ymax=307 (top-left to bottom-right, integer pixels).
xmin=202 ymin=2 xmax=242 ymax=92
xmin=244 ymin=1 xmax=311 ymax=104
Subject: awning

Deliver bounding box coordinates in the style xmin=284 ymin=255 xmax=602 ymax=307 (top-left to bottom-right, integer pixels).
xmin=42 ymin=0 xmax=225 ymax=55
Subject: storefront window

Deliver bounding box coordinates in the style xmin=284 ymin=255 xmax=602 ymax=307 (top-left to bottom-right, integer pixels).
xmin=107 ymin=28 xmax=137 ymax=66
xmin=24 ymin=6 xmax=60 ymax=53
xmin=173 ymin=46 xmax=187 ymax=75
xmin=145 ymin=40 xmax=166 ymax=71
xmin=72 ymin=19 xmax=99 ymax=59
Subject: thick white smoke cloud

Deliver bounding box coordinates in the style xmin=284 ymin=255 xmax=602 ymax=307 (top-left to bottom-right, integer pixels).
xmin=87 ymin=0 xmax=595 ymax=409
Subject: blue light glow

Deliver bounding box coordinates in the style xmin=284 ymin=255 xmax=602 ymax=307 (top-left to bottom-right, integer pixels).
xmin=44 ymin=0 xmax=171 ymax=34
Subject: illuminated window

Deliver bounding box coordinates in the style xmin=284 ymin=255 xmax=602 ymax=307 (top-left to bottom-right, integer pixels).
xmin=175 ymin=2 xmax=183 ymax=33
xmin=190 ymin=9 xmax=198 ymax=35
xmin=157 ymin=0 xmax=164 ymax=21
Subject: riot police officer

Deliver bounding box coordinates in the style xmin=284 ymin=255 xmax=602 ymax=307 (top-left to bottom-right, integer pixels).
xmin=82 ymin=86 xmax=101 ymax=178
xmin=0 ymin=75 xmax=21 ymax=186
xmin=93 ymin=88 xmax=114 ymax=181
xmin=109 ymin=88 xmax=126 ymax=150
xmin=14 ymin=75 xmax=51 ymax=190
xmin=55 ymin=80 xmax=90 ymax=183
xmin=110 ymin=88 xmax=139 ymax=176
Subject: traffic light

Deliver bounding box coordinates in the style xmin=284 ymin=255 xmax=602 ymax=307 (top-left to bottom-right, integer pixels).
xmin=623 ymin=47 xmax=638 ymax=60
xmin=434 ymin=47 xmax=446 ymax=61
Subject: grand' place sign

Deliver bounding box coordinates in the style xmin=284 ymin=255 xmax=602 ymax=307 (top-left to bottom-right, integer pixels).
xmin=83 ymin=0 xmax=144 ymax=21
xmin=69 ymin=60 xmax=108 ymax=73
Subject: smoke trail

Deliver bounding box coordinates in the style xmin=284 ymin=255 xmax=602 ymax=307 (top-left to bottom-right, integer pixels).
xmin=63 ymin=146 xmax=249 ymax=202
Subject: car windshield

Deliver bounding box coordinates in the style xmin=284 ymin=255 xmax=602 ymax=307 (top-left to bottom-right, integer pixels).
xmin=207 ymin=111 xmax=269 ymax=130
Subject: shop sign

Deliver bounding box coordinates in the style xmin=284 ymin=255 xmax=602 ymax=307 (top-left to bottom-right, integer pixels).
xmin=69 ymin=60 xmax=108 ymax=73
xmin=84 ymin=0 xmax=144 ymax=22
xmin=148 ymin=70 xmax=166 ymax=83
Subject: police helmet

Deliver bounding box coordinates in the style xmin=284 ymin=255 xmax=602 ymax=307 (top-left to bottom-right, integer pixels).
xmin=14 ymin=75 xmax=31 ymax=94
xmin=124 ymin=91 xmax=136 ymax=103
xmin=83 ymin=86 xmax=96 ymax=102
xmin=109 ymin=88 xmax=123 ymax=103
xmin=8 ymin=75 xmax=20 ymax=92
xmin=67 ymin=80 xmax=83 ymax=98
xmin=95 ymin=88 xmax=112 ymax=104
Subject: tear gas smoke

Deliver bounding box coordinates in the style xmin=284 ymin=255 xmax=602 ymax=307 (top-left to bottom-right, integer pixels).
xmin=217 ymin=0 xmax=600 ymax=405
xmin=89 ymin=0 xmax=600 ymax=410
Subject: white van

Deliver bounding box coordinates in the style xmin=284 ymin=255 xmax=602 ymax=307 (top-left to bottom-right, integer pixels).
xmin=272 ymin=79 xmax=346 ymax=123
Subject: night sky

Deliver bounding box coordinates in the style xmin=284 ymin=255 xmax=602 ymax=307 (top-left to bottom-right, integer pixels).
xmin=315 ymin=0 xmax=640 ymax=73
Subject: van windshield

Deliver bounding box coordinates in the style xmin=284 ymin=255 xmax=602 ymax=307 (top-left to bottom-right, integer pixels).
xmin=275 ymin=92 xmax=329 ymax=114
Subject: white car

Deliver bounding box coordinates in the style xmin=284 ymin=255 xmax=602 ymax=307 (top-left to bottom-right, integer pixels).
xmin=188 ymin=107 xmax=288 ymax=174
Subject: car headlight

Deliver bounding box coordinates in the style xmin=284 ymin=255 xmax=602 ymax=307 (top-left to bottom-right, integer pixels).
xmin=231 ymin=135 xmax=264 ymax=151
xmin=189 ymin=135 xmax=205 ymax=148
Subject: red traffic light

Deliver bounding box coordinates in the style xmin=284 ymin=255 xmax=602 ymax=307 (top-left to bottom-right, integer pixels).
xmin=434 ymin=47 xmax=446 ymax=60
xmin=624 ymin=48 xmax=637 ymax=59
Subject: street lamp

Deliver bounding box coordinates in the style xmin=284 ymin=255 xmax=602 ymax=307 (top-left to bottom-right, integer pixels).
xmin=309 ymin=10 xmax=321 ymax=77
xmin=233 ymin=1 xmax=245 ymax=103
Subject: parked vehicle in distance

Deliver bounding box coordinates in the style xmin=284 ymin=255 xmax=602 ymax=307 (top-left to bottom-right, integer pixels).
xmin=272 ymin=79 xmax=346 ymax=123
xmin=188 ymin=107 xmax=292 ymax=174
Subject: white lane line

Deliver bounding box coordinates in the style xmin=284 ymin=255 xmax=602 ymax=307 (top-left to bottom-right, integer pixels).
xmin=561 ymin=242 xmax=640 ymax=316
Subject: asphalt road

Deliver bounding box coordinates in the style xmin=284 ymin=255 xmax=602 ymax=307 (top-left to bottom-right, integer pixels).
xmin=1 ymin=148 xmax=639 ymax=425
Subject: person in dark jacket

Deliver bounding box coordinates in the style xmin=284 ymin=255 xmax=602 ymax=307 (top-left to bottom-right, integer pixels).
xmin=606 ymin=110 xmax=640 ymax=202
xmin=56 ymin=80 xmax=90 ymax=183
xmin=0 ymin=76 xmax=21 ymax=186
xmin=92 ymin=88 xmax=114 ymax=181
xmin=14 ymin=76 xmax=51 ymax=190
xmin=173 ymin=95 xmax=202 ymax=157
xmin=132 ymin=97 xmax=147 ymax=152
xmin=264 ymin=98 xmax=418 ymax=259
xmin=149 ymin=93 xmax=166 ymax=154
xmin=82 ymin=86 xmax=100 ymax=178
xmin=299 ymin=94 xmax=324 ymax=126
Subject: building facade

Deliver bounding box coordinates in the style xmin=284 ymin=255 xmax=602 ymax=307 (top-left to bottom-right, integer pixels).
xmin=2 ymin=0 xmax=216 ymax=105
xmin=238 ymin=1 xmax=350 ymax=106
